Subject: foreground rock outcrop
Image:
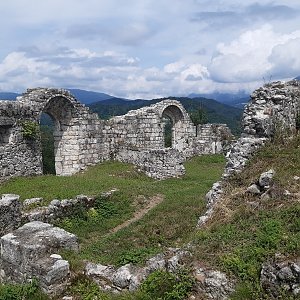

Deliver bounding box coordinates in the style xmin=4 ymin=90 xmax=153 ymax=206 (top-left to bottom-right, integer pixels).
xmin=0 ymin=221 xmax=78 ymax=296
xmin=261 ymin=258 xmax=300 ymax=298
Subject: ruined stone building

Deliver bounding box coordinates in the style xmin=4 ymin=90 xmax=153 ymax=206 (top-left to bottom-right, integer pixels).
xmin=0 ymin=88 xmax=232 ymax=180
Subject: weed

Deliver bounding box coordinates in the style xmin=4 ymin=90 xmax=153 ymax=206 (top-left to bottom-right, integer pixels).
xmin=0 ymin=280 xmax=48 ymax=300
xmin=21 ymin=120 xmax=39 ymax=139
xmin=140 ymin=269 xmax=195 ymax=300
xmin=117 ymin=247 xmax=157 ymax=266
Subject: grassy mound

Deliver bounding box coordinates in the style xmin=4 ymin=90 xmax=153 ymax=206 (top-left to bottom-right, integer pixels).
xmin=192 ymin=134 xmax=300 ymax=299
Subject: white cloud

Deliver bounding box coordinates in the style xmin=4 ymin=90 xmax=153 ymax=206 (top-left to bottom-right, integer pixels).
xmin=1 ymin=1 xmax=300 ymax=97
xmin=208 ymin=25 xmax=300 ymax=83
xmin=269 ymin=37 xmax=300 ymax=77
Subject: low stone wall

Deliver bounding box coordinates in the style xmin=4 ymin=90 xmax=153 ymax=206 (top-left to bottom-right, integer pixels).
xmin=0 ymin=191 xmax=119 ymax=236
xmin=115 ymin=148 xmax=185 ymax=179
xmin=193 ymin=123 xmax=233 ymax=156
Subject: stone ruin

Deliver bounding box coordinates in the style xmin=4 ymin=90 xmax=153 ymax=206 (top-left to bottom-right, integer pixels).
xmin=0 ymin=88 xmax=233 ymax=180
xmin=198 ymin=79 xmax=300 ymax=226
xmin=0 ymin=80 xmax=299 ymax=297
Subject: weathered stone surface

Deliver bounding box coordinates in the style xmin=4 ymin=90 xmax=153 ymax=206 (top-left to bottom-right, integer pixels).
xmin=85 ymin=248 xmax=190 ymax=292
xmin=194 ymin=267 xmax=235 ymax=299
xmin=23 ymin=197 xmax=43 ymax=208
xmin=0 ymin=194 xmax=22 ymax=236
xmin=261 ymin=258 xmax=300 ymax=297
xmin=205 ymin=181 xmax=223 ymax=208
xmin=259 ymin=169 xmax=275 ymax=189
xmin=0 ymin=221 xmax=79 ymax=296
xmin=246 ymin=183 xmax=261 ymax=194
xmin=22 ymin=194 xmax=95 ymax=223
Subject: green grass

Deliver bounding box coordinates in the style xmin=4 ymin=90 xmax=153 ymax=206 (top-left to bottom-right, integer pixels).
xmin=61 ymin=155 xmax=225 ymax=265
xmin=0 ymin=161 xmax=153 ymax=202
xmin=0 ymin=155 xmax=225 ymax=268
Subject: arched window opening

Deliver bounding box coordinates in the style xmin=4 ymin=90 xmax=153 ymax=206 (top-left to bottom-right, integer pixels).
xmin=40 ymin=113 xmax=55 ymax=174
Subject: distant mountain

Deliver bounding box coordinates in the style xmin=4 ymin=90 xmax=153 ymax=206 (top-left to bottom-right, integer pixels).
xmin=88 ymin=96 xmax=243 ymax=135
xmin=0 ymin=92 xmax=20 ymax=100
xmin=294 ymin=76 xmax=300 ymax=80
xmin=67 ymin=89 xmax=115 ymax=104
xmin=188 ymin=91 xmax=250 ymax=108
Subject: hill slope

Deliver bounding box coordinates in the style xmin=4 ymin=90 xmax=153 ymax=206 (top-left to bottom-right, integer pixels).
xmin=67 ymin=89 xmax=114 ymax=104
xmin=193 ymin=134 xmax=300 ymax=299
xmin=0 ymin=92 xmax=20 ymax=100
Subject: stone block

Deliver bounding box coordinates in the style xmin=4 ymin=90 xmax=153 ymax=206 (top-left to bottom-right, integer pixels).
xmin=0 ymin=221 xmax=79 ymax=296
xmin=0 ymin=194 xmax=22 ymax=236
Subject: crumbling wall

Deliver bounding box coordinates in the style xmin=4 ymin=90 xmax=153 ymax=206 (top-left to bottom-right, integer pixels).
xmin=193 ymin=124 xmax=233 ymax=155
xmin=116 ymin=148 xmax=185 ymax=179
xmin=0 ymin=101 xmax=42 ymax=179
xmin=0 ymin=221 xmax=79 ymax=296
xmin=198 ymin=79 xmax=300 ymax=227
xmin=243 ymin=80 xmax=300 ymax=137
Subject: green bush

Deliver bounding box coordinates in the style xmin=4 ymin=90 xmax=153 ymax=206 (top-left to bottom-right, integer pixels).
xmin=117 ymin=247 xmax=157 ymax=266
xmin=140 ymin=269 xmax=195 ymax=300
xmin=21 ymin=120 xmax=39 ymax=139
xmin=94 ymin=196 xmax=118 ymax=218
xmin=0 ymin=280 xmax=48 ymax=300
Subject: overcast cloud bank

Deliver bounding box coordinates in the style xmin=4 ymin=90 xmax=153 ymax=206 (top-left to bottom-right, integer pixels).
xmin=0 ymin=0 xmax=300 ymax=98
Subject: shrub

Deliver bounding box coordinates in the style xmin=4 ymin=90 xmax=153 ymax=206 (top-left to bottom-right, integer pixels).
xmin=0 ymin=280 xmax=48 ymax=300
xmin=140 ymin=269 xmax=195 ymax=300
xmin=21 ymin=120 xmax=39 ymax=139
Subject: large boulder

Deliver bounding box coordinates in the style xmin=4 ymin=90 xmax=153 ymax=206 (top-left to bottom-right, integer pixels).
xmin=0 ymin=221 xmax=79 ymax=296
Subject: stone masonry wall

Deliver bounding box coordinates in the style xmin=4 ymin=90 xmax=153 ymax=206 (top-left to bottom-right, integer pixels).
xmin=0 ymin=88 xmax=232 ymax=181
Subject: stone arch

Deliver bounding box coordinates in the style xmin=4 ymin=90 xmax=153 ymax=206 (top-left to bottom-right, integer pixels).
xmin=20 ymin=88 xmax=86 ymax=176
xmin=161 ymin=105 xmax=185 ymax=124
xmin=161 ymin=105 xmax=185 ymax=148
xmin=153 ymin=100 xmax=194 ymax=151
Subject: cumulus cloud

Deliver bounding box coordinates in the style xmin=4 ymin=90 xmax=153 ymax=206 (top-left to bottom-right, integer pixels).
xmin=208 ymin=25 xmax=300 ymax=83
xmin=0 ymin=48 xmax=139 ymax=93
xmin=269 ymin=38 xmax=300 ymax=78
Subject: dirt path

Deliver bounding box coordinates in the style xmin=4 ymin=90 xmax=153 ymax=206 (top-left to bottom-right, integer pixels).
xmin=108 ymin=194 xmax=164 ymax=235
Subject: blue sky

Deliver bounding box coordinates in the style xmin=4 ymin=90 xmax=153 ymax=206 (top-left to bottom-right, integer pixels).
xmin=0 ymin=0 xmax=300 ymax=98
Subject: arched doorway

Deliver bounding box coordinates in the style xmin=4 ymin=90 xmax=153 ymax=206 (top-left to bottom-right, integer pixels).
xmin=40 ymin=95 xmax=78 ymax=176
xmin=161 ymin=105 xmax=185 ymax=149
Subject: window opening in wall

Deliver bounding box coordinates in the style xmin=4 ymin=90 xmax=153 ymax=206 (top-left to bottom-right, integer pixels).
xmin=163 ymin=116 xmax=173 ymax=148
xmin=0 ymin=126 xmax=11 ymax=146
xmin=40 ymin=113 xmax=56 ymax=174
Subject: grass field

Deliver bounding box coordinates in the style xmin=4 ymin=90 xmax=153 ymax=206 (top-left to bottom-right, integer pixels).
xmin=0 ymin=154 xmax=225 ymax=267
